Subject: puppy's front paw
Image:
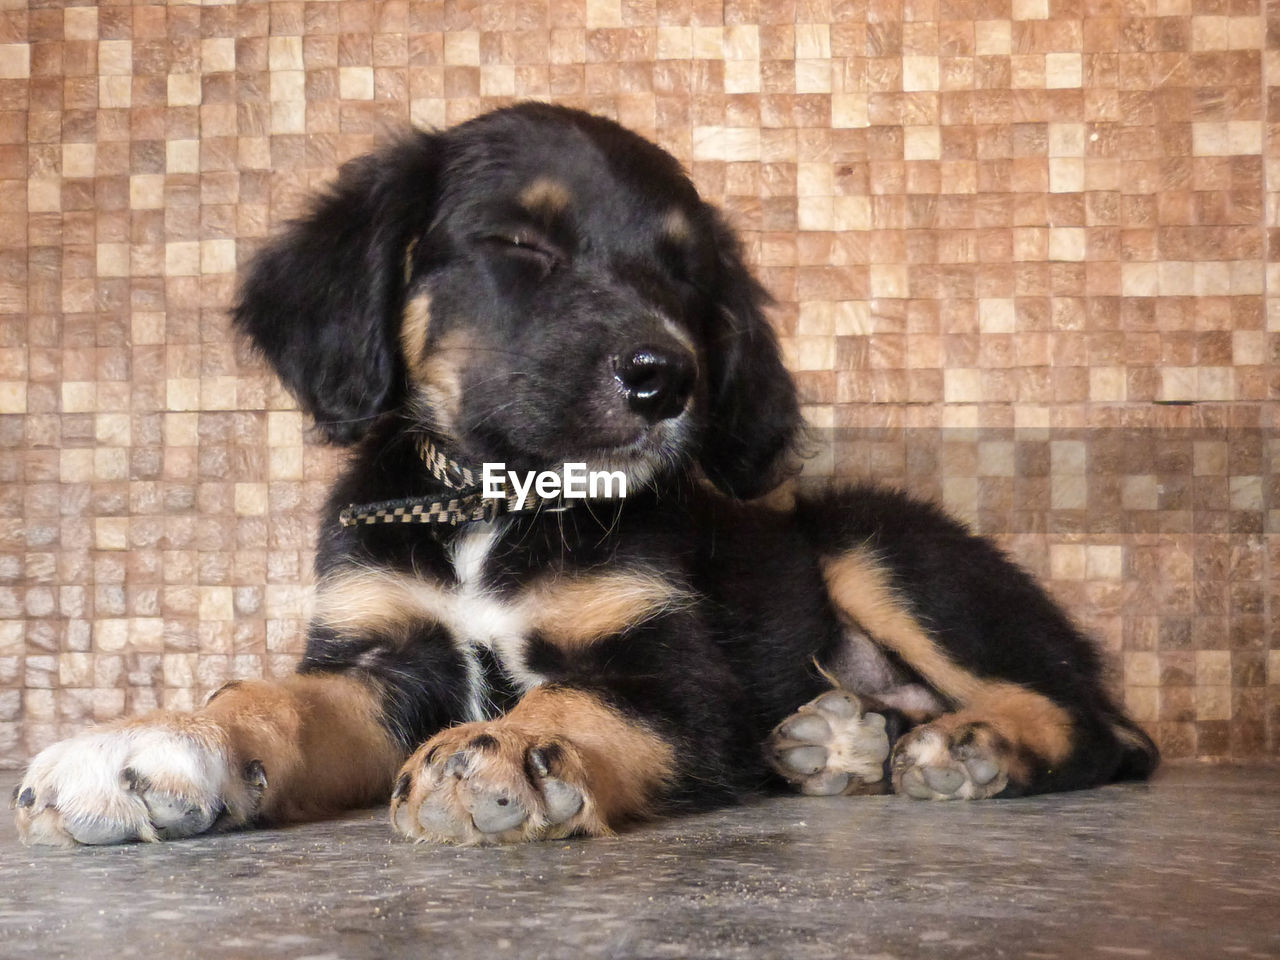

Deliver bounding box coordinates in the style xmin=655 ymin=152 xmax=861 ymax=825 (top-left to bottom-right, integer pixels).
xmin=390 ymin=723 xmax=603 ymax=845
xmin=766 ymin=690 xmax=891 ymax=796
xmin=13 ymin=716 xmax=264 ymax=846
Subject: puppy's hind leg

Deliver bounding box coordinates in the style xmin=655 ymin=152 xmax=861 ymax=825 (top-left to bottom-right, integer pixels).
xmin=814 ymin=537 xmax=1155 ymax=799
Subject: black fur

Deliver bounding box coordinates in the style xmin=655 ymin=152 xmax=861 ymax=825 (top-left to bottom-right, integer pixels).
xmin=236 ymin=104 xmax=1157 ymax=817
xmin=234 ymin=133 xmax=440 ymax=442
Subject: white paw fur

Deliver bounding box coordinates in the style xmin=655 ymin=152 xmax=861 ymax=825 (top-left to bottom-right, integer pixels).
xmin=13 ymin=718 xmax=245 ymax=846
xmin=767 ymin=690 xmax=891 ymax=796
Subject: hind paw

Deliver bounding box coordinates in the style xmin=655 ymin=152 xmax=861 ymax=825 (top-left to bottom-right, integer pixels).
xmin=766 ymin=690 xmax=891 ymax=796
xmin=891 ymin=720 xmax=1010 ymax=800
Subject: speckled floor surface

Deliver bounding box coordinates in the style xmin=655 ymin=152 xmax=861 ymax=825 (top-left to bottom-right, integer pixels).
xmin=2 ymin=765 xmax=1277 ymax=960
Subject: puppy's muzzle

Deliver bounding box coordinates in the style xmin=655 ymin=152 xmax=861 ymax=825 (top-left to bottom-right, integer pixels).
xmin=613 ymin=345 xmax=695 ymax=425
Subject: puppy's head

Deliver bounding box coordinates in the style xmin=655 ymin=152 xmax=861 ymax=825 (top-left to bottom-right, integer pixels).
xmin=234 ymin=104 xmax=798 ymax=499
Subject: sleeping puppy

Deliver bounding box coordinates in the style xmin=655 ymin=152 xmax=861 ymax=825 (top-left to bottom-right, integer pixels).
xmin=13 ymin=104 xmax=1158 ymax=846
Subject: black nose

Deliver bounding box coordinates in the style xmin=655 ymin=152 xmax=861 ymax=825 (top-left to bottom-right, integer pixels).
xmin=613 ymin=345 xmax=695 ymax=424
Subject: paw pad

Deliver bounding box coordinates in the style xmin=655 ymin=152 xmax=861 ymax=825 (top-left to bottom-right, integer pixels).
xmin=393 ymin=732 xmax=588 ymax=844
xmin=467 ymin=788 xmax=529 ymax=834
xmin=892 ymin=723 xmax=1010 ymax=800
xmin=767 ymin=690 xmax=891 ymax=796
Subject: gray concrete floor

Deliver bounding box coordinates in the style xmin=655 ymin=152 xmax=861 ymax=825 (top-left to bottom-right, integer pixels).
xmin=2 ymin=765 xmax=1278 ymax=960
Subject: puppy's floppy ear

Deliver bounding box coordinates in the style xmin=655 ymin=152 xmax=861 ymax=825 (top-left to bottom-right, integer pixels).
xmin=233 ymin=131 xmax=439 ymax=443
xmin=698 ymin=210 xmax=801 ymax=499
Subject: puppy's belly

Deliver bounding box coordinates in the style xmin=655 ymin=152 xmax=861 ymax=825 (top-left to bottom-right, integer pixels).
xmin=826 ymin=627 xmax=945 ymax=715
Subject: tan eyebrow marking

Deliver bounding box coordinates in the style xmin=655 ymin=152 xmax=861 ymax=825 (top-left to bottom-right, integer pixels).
xmin=661 ymin=208 xmax=692 ymax=245
xmin=519 ymin=178 xmax=572 ymax=217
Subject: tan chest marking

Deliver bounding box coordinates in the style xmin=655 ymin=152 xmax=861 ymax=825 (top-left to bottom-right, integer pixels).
xmin=313 ymin=557 xmax=689 ymax=677
xmin=521 ymin=570 xmax=692 ymax=651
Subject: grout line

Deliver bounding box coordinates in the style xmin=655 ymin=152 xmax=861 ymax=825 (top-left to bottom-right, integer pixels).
xmin=1260 ymin=4 xmax=1274 ymax=757
xmin=1262 ymin=6 xmax=1270 ymax=312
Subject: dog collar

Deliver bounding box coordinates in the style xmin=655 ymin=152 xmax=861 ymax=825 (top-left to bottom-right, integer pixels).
xmin=337 ymin=436 xmax=571 ymax=528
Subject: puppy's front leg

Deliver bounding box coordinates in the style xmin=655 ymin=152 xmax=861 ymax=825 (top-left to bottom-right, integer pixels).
xmin=14 ymin=673 xmax=401 ymax=846
xmin=391 ymin=686 xmax=675 ymax=844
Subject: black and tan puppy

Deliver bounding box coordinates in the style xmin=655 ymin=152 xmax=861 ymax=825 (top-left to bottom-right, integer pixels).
xmin=14 ymin=104 xmax=1157 ymax=846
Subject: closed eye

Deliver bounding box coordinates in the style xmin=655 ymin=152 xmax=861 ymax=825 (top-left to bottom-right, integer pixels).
xmin=480 ymin=232 xmax=563 ymax=268
xmin=659 ymin=240 xmax=710 ymax=297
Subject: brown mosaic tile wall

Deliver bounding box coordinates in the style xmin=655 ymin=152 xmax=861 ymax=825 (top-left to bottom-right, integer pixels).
xmin=1 ymin=0 xmax=1277 ymax=768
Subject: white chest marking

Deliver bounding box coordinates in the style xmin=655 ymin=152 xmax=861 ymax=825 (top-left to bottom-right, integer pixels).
xmin=448 ymin=524 xmax=543 ymax=719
